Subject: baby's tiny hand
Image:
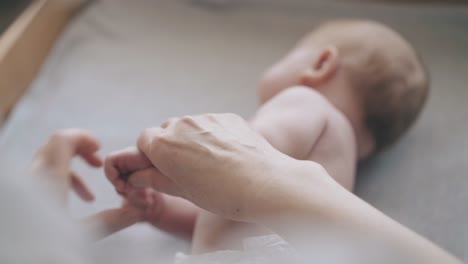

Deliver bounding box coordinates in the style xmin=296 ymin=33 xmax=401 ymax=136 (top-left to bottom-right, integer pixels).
xmin=104 ymin=144 xmax=198 ymax=238
xmin=122 ymin=188 xmax=165 ymax=223
xmin=123 ymin=188 xmax=198 ymax=238
xmin=81 ymin=188 xmax=165 ymax=240
xmin=104 ymin=147 xmax=153 ymax=195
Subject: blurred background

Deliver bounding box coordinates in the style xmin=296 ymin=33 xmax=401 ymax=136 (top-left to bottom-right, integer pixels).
xmin=1 ymin=0 xmax=467 ymax=262
xmin=0 ymin=0 xmax=31 ymax=32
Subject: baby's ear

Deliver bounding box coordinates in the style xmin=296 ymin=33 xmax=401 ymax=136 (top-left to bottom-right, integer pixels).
xmin=300 ymin=46 xmax=339 ymax=88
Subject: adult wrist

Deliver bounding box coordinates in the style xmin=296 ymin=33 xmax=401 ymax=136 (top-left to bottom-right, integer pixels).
xmin=247 ymin=157 xmax=338 ymax=228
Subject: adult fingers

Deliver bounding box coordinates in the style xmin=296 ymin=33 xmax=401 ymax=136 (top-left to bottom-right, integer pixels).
xmin=136 ymin=127 xmax=167 ymax=166
xmin=54 ymin=129 xmax=101 ymax=158
xmin=80 ymin=152 xmax=103 ymax=168
xmin=105 ymin=147 xmax=153 ymax=173
xmin=32 ymin=129 xmax=101 ymax=175
xmin=70 ymin=171 xmax=95 ymax=202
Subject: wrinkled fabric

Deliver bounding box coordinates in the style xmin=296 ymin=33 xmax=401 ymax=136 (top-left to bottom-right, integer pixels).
xmin=175 ymin=235 xmax=298 ymax=264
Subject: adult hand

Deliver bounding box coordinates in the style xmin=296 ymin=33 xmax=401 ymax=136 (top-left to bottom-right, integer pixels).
xmin=30 ymin=129 xmax=103 ymax=205
xmin=131 ymin=114 xmax=462 ymax=263
xmin=31 ymin=129 xmax=168 ymax=240
xmin=113 ymin=113 xmax=327 ymax=223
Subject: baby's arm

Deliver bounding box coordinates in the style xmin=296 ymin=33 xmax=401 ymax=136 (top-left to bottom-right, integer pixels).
xmin=250 ymin=86 xmax=329 ymax=160
xmin=82 ymin=207 xmax=143 ymax=241
xmin=83 ymin=188 xmax=198 ymax=240
xmin=31 ymin=129 xmax=141 ymax=240
xmin=145 ymin=194 xmax=199 ymax=238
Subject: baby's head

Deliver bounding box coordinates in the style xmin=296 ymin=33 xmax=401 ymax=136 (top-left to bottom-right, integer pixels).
xmin=259 ymin=19 xmax=429 ymax=159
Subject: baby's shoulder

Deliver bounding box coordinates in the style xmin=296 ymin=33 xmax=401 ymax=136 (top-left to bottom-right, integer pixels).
xmin=269 ymin=86 xmax=329 ymax=104
xmin=274 ymin=88 xmax=354 ymax=147
xmin=263 ymin=86 xmax=334 ymax=114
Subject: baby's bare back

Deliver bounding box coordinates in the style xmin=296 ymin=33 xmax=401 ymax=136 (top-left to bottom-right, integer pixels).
xmin=192 ymin=87 xmax=357 ymax=252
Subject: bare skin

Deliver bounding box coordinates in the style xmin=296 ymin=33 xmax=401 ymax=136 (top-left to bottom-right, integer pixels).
xmin=30 ymin=129 xmax=176 ymax=241
xmin=114 ymin=113 xmax=460 ymax=263
xmin=187 ymin=20 xmax=418 ymax=252
xmin=103 ymin=87 xmax=358 ymax=252
xmin=104 ymin=40 xmax=366 ymax=252
xmin=192 ymin=87 xmax=357 ymax=252
xmin=27 ymin=122 xmax=459 ymax=263
xmin=105 ymin=20 xmax=427 ymax=255
xmin=104 ymin=147 xmax=199 ymax=238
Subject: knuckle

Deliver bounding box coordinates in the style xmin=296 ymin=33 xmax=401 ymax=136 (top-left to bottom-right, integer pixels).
xmin=152 ymin=133 xmax=165 ymax=143
xmin=180 ymin=115 xmax=194 ymax=123
xmin=205 ymin=113 xmax=217 ymax=121
xmin=152 ymin=133 xmax=171 ymax=146
xmin=161 ymin=117 xmax=176 ymax=128
xmin=140 ymin=128 xmax=158 ymax=141
xmin=180 ymin=115 xmax=199 ymax=128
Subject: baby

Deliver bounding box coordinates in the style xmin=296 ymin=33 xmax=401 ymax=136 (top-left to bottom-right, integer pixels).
xmin=105 ymin=19 xmax=429 ymax=254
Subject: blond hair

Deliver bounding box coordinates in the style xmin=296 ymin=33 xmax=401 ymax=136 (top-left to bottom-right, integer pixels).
xmin=311 ymin=20 xmax=429 ymax=151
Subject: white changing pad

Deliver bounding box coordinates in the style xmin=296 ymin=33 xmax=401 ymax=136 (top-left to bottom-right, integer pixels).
xmin=0 ymin=0 xmax=467 ymax=262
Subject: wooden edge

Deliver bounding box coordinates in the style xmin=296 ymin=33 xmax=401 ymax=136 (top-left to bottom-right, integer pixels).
xmin=0 ymin=0 xmax=86 ymax=125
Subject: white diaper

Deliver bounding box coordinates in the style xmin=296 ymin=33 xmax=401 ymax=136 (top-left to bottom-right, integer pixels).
xmin=174 ymin=235 xmax=298 ymax=264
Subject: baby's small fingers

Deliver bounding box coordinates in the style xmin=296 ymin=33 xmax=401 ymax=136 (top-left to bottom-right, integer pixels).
xmin=126 ymin=188 xmax=158 ymax=208
xmin=104 ymin=156 xmax=120 ymax=185
xmin=143 ymin=190 xmax=165 ymax=221
xmin=104 ymin=156 xmax=130 ymax=192
xmin=104 ymin=147 xmax=154 ymax=183
xmin=107 ymin=147 xmax=153 ymax=171
xmin=70 ymin=171 xmax=95 ymax=202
